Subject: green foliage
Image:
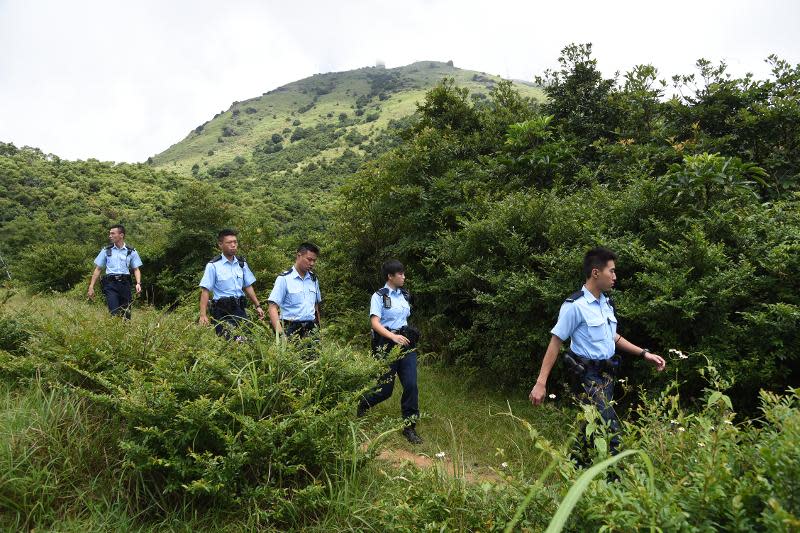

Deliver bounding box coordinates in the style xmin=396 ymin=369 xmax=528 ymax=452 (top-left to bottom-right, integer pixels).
xmin=659 ymin=152 xmax=769 ymax=211
xmin=1 ymin=293 xmax=798 ymax=530
xmin=14 ymin=242 xmax=97 ymax=292
xmin=0 ymin=143 xmax=186 ymax=283
xmin=0 ymin=380 xmax=122 ymax=530
xmin=326 ymin=49 xmax=800 ymax=410
xmin=0 ymin=296 xmax=380 ymax=522
xmin=536 ymin=43 xmax=620 ymax=145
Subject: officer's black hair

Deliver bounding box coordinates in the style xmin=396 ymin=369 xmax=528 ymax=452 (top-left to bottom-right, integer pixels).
xmin=583 ymin=247 xmax=617 ymax=279
xmin=217 ymin=229 xmax=238 ymax=242
xmin=381 ymin=259 xmax=405 ymax=281
xmin=109 ymin=224 xmax=125 ymax=236
xmin=297 ymin=242 xmax=320 ymax=255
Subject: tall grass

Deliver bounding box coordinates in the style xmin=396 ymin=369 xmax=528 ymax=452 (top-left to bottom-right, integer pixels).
xmin=1 ymin=293 xmax=798 ymax=531
xmin=0 ymin=380 xmax=123 ymax=529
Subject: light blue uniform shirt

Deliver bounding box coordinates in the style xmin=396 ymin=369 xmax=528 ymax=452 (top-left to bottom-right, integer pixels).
xmin=199 ymin=255 xmax=256 ymax=300
xmin=267 ymin=266 xmax=321 ymax=321
xmin=370 ymin=284 xmax=411 ymax=330
xmin=94 ymin=244 xmax=142 ymax=275
xmin=551 ymin=285 xmax=618 ymax=360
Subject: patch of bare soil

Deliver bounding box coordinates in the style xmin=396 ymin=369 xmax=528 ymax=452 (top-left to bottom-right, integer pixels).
xmin=375 ymin=448 xmax=504 ymax=483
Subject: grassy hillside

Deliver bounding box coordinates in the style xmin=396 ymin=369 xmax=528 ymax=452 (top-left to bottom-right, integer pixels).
xmin=151 ymin=61 xmax=544 ymax=176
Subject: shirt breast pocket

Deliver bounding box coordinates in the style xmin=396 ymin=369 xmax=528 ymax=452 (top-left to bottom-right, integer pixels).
xmin=216 ymin=270 xmax=235 ymax=289
xmin=287 ymin=288 xmax=304 ymax=305
xmin=586 ymin=317 xmax=608 ymax=341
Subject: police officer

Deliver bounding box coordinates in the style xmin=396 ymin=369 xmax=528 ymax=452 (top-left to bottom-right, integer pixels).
xmin=88 ymin=224 xmax=142 ymax=319
xmin=199 ymin=229 xmax=265 ymax=338
xmin=357 ymin=259 xmax=422 ymax=444
xmin=267 ymin=242 xmax=321 ymax=338
xmin=529 ymin=247 xmax=666 ymax=462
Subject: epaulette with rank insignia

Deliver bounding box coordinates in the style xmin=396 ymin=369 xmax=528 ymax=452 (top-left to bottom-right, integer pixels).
xmin=209 ymin=255 xmax=223 ymax=263
xmin=309 ymin=271 xmax=317 ymax=282
xmin=564 ymin=290 xmax=584 ymax=303
xmin=278 ymin=268 xmax=293 ymax=276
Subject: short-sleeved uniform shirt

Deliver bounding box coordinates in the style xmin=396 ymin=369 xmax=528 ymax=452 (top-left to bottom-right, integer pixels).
xmin=94 ymin=244 xmax=142 ymax=275
xmin=267 ymin=266 xmax=321 ymax=321
xmin=370 ymin=284 xmax=411 ymax=330
xmin=199 ymin=255 xmax=256 ymax=301
xmin=551 ymin=286 xmax=618 ymax=360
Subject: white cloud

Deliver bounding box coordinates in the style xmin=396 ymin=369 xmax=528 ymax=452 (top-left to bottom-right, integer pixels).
xmin=1 ymin=0 xmax=797 ymax=162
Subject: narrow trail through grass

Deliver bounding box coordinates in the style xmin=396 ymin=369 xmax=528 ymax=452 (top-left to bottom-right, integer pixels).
xmin=360 ymin=364 xmax=574 ymax=482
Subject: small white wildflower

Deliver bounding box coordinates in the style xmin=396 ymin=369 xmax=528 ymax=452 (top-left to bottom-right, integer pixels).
xmin=698 ymin=442 xmax=706 ymax=447
xmin=670 ymin=419 xmax=678 ymax=425
xmin=678 ymin=427 xmax=686 ymax=432
xmin=548 ymin=393 xmax=556 ymax=399
xmin=618 ymin=378 xmax=627 ymax=383
xmin=500 ymin=462 xmax=509 ymax=469
xmin=679 ymin=354 xmax=689 ymax=359
xmin=709 ymin=426 xmax=715 ymax=431
xmin=723 ymin=420 xmax=733 ymax=425
xmin=435 ymin=452 xmax=446 ymax=459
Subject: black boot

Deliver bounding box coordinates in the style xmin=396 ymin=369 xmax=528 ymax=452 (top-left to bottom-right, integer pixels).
xmin=402 ymin=425 xmax=423 ymax=444
xmin=357 ymin=402 xmax=368 ymax=418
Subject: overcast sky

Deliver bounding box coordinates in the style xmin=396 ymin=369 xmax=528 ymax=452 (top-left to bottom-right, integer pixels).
xmin=1 ymin=0 xmax=798 ymax=163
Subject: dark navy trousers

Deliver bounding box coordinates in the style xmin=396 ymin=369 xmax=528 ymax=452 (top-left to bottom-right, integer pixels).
xmin=210 ymin=305 xmax=248 ymax=339
xmin=102 ymin=277 xmax=132 ymax=319
xmin=360 ymin=347 xmax=419 ymax=420
xmin=572 ymin=357 xmax=621 ymax=461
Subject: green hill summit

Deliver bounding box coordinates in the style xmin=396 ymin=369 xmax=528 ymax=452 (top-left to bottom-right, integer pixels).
xmin=151 ymin=61 xmax=543 ymax=176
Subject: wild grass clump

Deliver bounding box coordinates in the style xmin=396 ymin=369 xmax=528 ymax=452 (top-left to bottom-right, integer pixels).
xmin=1 ymin=294 xmax=799 ymax=531
xmin=0 ymin=294 xmax=381 ymax=526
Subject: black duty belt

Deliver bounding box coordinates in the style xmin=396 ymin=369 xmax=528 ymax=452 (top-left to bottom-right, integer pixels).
xmin=104 ymin=274 xmax=131 ymax=282
xmin=212 ymin=296 xmax=247 ymax=309
xmin=568 ymin=351 xmax=619 ymax=372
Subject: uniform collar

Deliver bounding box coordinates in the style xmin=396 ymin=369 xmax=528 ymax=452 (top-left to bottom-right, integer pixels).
xmin=292 ymin=266 xmax=311 ymax=280
xmin=222 ymin=254 xmax=238 ymax=264
xmin=581 ymin=285 xmax=606 ymax=304
xmin=113 ymin=242 xmax=127 ymax=250
xmin=384 ymin=283 xmax=402 ymax=295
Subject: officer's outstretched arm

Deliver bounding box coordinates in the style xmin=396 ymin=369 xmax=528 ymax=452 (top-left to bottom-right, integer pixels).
xmin=132 ymin=267 xmax=142 ymax=294
xmin=243 ymin=286 xmax=264 ymax=320
xmin=268 ymin=303 xmax=282 ymax=333
xmin=199 ymin=289 xmax=211 ymax=326
xmin=529 ymin=335 xmax=563 ymax=406
xmin=615 ymin=335 xmax=666 ymax=372
xmin=87 ymin=266 xmax=102 ymax=299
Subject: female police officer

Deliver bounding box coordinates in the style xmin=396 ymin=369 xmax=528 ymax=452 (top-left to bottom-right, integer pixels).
xmin=357 ymin=259 xmax=422 ymax=444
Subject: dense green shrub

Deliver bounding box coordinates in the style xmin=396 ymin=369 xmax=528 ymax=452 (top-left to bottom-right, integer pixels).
xmin=15 ymin=242 xmax=98 ymax=292
xmin=0 ymin=296 xmax=381 ymax=516
xmin=326 ymin=52 xmax=800 ymax=409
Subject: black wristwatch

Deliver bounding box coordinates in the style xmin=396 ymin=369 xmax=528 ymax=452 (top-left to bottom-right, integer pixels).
xmin=638 ymin=348 xmax=650 ymax=357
